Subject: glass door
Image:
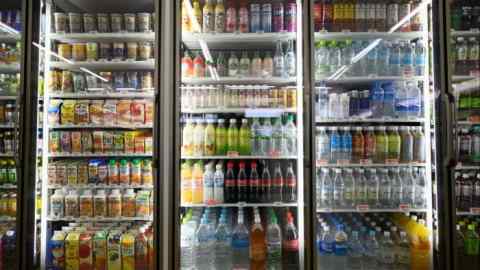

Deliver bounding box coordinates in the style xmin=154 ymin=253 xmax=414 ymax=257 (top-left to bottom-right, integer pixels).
xmin=176 ymin=0 xmax=304 ymax=269
xmin=448 ymin=0 xmax=480 ymax=269
xmin=33 ymin=0 xmax=158 ymax=269
xmin=312 ymin=1 xmax=437 ymax=269
xmin=0 ymin=1 xmax=23 ymax=269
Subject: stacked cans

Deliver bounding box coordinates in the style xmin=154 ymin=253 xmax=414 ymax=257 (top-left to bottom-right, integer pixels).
xmin=57 ymin=41 xmax=153 ymax=62
xmin=53 ymin=12 xmax=154 ymax=33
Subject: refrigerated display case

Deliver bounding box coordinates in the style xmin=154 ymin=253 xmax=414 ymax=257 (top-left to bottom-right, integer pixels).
xmin=312 ymin=0 xmax=440 ymax=269
xmin=176 ymin=0 xmax=305 ymax=269
xmin=32 ymin=0 xmax=159 ymax=269
xmin=447 ymin=0 xmax=480 ymax=269
xmin=0 ymin=1 xmax=24 ymax=269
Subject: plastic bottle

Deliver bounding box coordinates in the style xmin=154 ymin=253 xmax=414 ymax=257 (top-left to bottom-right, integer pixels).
xmin=228 ymin=52 xmax=239 ymax=77
xmin=282 ymin=212 xmax=299 ymax=268
xmin=366 ymin=45 xmax=378 ymax=76
xmin=401 ymin=42 xmax=415 ymax=77
xmin=202 ymin=0 xmax=215 ymax=33
xmin=342 ymin=40 xmax=355 ymax=76
xmin=272 ymin=163 xmax=284 ymax=202
xmin=237 ymin=162 xmax=248 ymax=202
xmin=191 ymin=162 xmax=204 ymax=204
xmin=364 ymin=230 xmax=380 ymax=270
xmin=333 ymin=168 xmax=344 ymax=209
xmin=400 ymin=126 xmax=414 ymax=163
xmin=238 ymin=1 xmax=249 ymax=33
xmin=272 ymin=117 xmax=285 ymax=156
xmin=213 ymin=164 xmax=224 ymax=204
xmin=332 ymin=224 xmax=348 ymax=269
xmin=414 ymin=40 xmax=425 ymax=76
xmin=352 ymin=127 xmax=364 ymax=163
xmin=274 ymin=41 xmax=285 ymax=77
xmin=227 ymin=118 xmax=239 ymax=154
xmin=414 ymin=168 xmax=427 ymax=208
xmin=406 ymin=81 xmax=422 ymax=118
xmin=193 ymin=52 xmax=206 ymax=78
xmin=382 ymin=81 xmax=396 ymax=118
xmin=316 ymin=40 xmax=330 ymax=78
xmin=390 ymin=41 xmax=402 ymax=76
xmin=263 ymin=51 xmax=274 ymax=77
xmin=225 ymin=0 xmax=237 ymax=32
xmin=260 ymin=118 xmax=273 ymax=156
xmin=396 ymin=231 xmax=411 ymax=270
xmin=225 ymin=161 xmax=236 ymax=203
xmin=266 ymin=212 xmax=282 ymax=269
xmin=412 ymin=127 xmax=426 ymax=163
xmin=262 ymin=3 xmax=272 ymax=33
xmin=330 ymin=127 xmax=342 ymax=163
xmin=317 ymin=127 xmax=331 ymax=164
xmin=250 ymin=3 xmax=261 ymax=33
xmin=344 ymin=168 xmax=355 ymax=208
xmin=285 ymin=162 xmax=297 ymax=202
xmin=395 ymin=81 xmax=409 ymax=118
xmin=214 ymin=0 xmax=225 ymax=33
xmin=390 ymin=168 xmax=403 ymax=208
xmin=261 ymin=163 xmax=272 ymax=203
xmin=319 ymin=225 xmax=335 ymax=270
xmin=356 ymin=169 xmax=367 ymax=205
xmin=214 ymin=215 xmax=232 ymax=269
xmin=367 ymin=169 xmax=380 ymax=208
xmin=341 ymin=127 xmax=352 ymax=163
xmin=216 ymin=119 xmax=227 ymax=155
xmin=411 ymin=219 xmax=431 ymax=270
xmin=347 ymin=231 xmax=364 ymax=270
xmin=203 ymin=163 xmax=214 ymax=204
xmin=371 ymin=82 xmax=384 ymax=118
xmin=192 ymin=0 xmax=203 ymax=32
xmin=249 ymin=162 xmax=261 ymax=203
xmin=193 ymin=119 xmax=205 ymax=156
xmin=317 ymin=86 xmax=330 ymax=119
xmin=377 ymin=41 xmax=390 ymax=76
xmin=401 ymin=168 xmax=415 ymax=206
xmin=379 ymin=231 xmax=395 ymax=269
xmin=195 ymin=217 xmax=214 ymax=269
xmin=387 ymin=126 xmax=401 ymax=163
xmin=319 ymin=168 xmax=333 ymax=209
xmin=328 ymin=40 xmax=341 ymax=75
xmin=251 ymin=51 xmax=263 ymax=76
xmin=328 ymin=93 xmax=339 ymax=119
xmin=272 ymin=1 xmax=284 ymax=32
xmin=239 ymin=119 xmax=251 ymax=155
xmin=285 ymin=39 xmax=296 ymax=77
xmin=250 ymin=208 xmax=267 ymax=268
xmin=232 ymin=209 xmax=250 ymax=269
xmin=239 ymin=51 xmax=251 ymax=77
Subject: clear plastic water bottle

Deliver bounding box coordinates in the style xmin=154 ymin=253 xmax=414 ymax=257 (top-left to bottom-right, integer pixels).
xmin=328 ymin=93 xmax=340 ymax=119
xmin=342 ymin=127 xmax=352 ymax=163
xmin=180 ymin=220 xmax=197 ymax=269
xmin=355 ymin=169 xmax=367 ymax=205
xmin=272 ymin=117 xmax=285 ymax=156
xmin=260 ymin=118 xmax=273 ymax=156
xmin=333 ymin=168 xmax=345 ymax=209
xmin=378 ymin=168 xmax=392 ymax=209
xmin=266 ymin=212 xmax=282 ymax=269
xmin=395 ymin=81 xmax=409 ymax=118
xmin=364 ymin=230 xmax=380 ymax=270
xmin=316 ymin=127 xmax=331 ymax=163
xmin=367 ymin=169 xmax=380 ymax=208
xmin=342 ymin=39 xmax=355 ymax=76
xmin=274 ymin=41 xmax=285 ymax=77
xmin=406 ymin=81 xmax=422 ymax=118
xmin=414 ymin=168 xmax=427 ymax=208
xmin=203 ymin=164 xmax=215 ymax=204
xmin=214 ymin=215 xmax=232 ymax=269
xmin=379 ymin=231 xmax=395 ymax=269
xmin=285 ymin=39 xmax=296 ymax=77
xmin=329 ymin=40 xmax=342 ymax=74
xmin=377 ymin=41 xmax=391 ymax=76
xmin=284 ymin=114 xmax=297 ymax=156
xmin=347 ymin=231 xmax=364 ymax=270
xmin=389 ymin=41 xmax=401 ymax=76
xmin=214 ymin=164 xmax=225 ymax=203
xmin=390 ymin=168 xmax=403 ymax=208
xmin=250 ymin=118 xmax=262 ymax=156
xmin=371 ymin=82 xmax=384 ymax=118
xmin=316 ymin=40 xmax=331 ymax=78
xmin=382 ymin=81 xmax=396 ymax=118
xmin=231 ymin=209 xmax=250 ymax=269
xmin=414 ymin=40 xmax=425 ymax=76
xmin=401 ymin=168 xmax=415 ymax=206
xmin=319 ymin=168 xmax=333 ymax=209
xmin=340 ymin=93 xmax=350 ymax=119
xmin=344 ymin=168 xmax=355 ymax=208
xmin=396 ymin=231 xmax=411 ymax=270
xmin=351 ymin=41 xmax=364 ymax=76
xmin=239 ymin=51 xmax=251 ymax=77
xmin=332 ymin=224 xmax=349 ymax=269
xmin=359 ymin=41 xmax=370 ymax=76
xmin=319 ymin=225 xmax=335 ymax=270
xmin=195 ymin=216 xmax=215 ymax=269
xmin=317 ymin=86 xmax=330 ymax=119
xmin=330 ymin=127 xmax=342 ymax=163
xmin=401 ymin=42 xmax=414 ymax=77
xmin=228 ymin=51 xmax=239 ymax=77
xmin=366 ymin=45 xmax=378 ymax=76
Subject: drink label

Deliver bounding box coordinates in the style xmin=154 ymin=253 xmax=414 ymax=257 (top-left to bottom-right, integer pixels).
xmin=286 ymin=177 xmax=296 ymax=187
xmin=283 ymin=239 xmax=299 ymax=251
xmin=470 ymin=207 xmax=480 ymax=214
xmin=250 ymin=179 xmax=260 ymax=187
xmin=356 ymin=204 xmax=369 ymax=211
xmin=237 ymin=179 xmax=248 ymax=187
xmin=225 ymin=179 xmax=235 ymax=187
xmin=360 ymin=159 xmax=372 ymax=164
xmin=273 ymin=178 xmax=283 ymax=186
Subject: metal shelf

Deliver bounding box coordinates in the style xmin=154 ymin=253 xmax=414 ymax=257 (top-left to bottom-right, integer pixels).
xmin=182 ymin=108 xmax=297 ymax=114
xmin=0 ymin=184 xmax=16 ymax=189
xmin=317 ymin=208 xmax=427 ymax=213
xmin=0 ymin=154 xmax=14 ymax=158
xmin=182 ymin=77 xmax=296 ymax=85
xmin=315 ymin=162 xmax=426 ymax=168
xmin=49 ymin=91 xmax=155 ymax=99
xmin=452 ymin=75 xmax=476 ymax=82
xmin=457 ymin=210 xmax=480 ymax=216
xmin=0 ymin=124 xmax=15 ymax=129
xmin=50 ymin=60 xmax=155 ymax=71
xmin=457 ymin=121 xmax=480 ymax=126
xmin=0 ymin=96 xmax=17 ymax=100
xmin=49 ymin=32 xmax=155 ymax=43
xmin=0 ymin=64 xmax=20 ymax=73
xmin=49 ymin=153 xmax=153 ymax=158
xmin=181 ymin=202 xmax=297 ymax=208
xmin=48 ymin=184 xmax=153 ymax=189
xmin=314 ymin=31 xmax=424 ymax=40
xmin=316 ymin=118 xmax=425 ymax=124
xmin=182 ymin=32 xmax=296 ymax=49
xmin=316 ymin=76 xmax=424 ymax=83
xmin=49 ymin=124 xmax=152 ymax=130
xmin=0 ymin=217 xmax=16 ymax=221
xmin=454 ymin=164 xmax=480 ymax=170
xmin=181 ymin=155 xmax=297 ymax=160
xmin=47 ymin=216 xmax=153 ymax=222
xmin=451 ymin=30 xmax=480 ymax=37
xmin=0 ymin=34 xmax=20 ymax=43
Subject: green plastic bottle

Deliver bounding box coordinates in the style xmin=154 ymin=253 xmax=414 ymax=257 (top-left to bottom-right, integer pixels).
xmin=239 ymin=119 xmax=251 ymax=155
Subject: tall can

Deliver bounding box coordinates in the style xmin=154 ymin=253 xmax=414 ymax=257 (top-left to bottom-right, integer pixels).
xmin=262 ymin=3 xmax=272 ymax=32
xmin=375 ymin=2 xmax=387 ymax=32
xmin=272 ymin=1 xmax=284 ymax=32
xmin=250 ymin=3 xmax=261 ymax=33
xmin=355 ymin=1 xmax=367 ymax=32
xmin=285 ymin=1 xmax=297 ymax=32
xmin=386 ymin=2 xmax=399 ymax=30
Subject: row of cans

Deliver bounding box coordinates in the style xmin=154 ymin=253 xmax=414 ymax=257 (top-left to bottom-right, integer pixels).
xmin=0 ymin=10 xmax=21 ymax=31
xmin=57 ymin=41 xmax=154 ymax=62
xmin=53 ymin=12 xmax=154 ymax=33
xmin=48 ymin=70 xmax=154 ymax=92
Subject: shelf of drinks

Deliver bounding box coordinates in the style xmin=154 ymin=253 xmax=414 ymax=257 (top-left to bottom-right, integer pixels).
xmin=452 ymin=75 xmax=476 ymax=82
xmin=0 ymin=64 xmax=20 ymax=73
xmin=0 ymin=34 xmax=20 ymax=43
xmin=47 ymin=184 xmax=153 ymax=190
xmin=316 ymin=208 xmax=427 ymax=213
xmin=48 ymin=91 xmax=155 ymax=99
xmin=48 ymin=152 xmax=153 ymax=158
xmin=0 ymin=154 xmax=14 ymax=158
xmin=315 ymin=118 xmax=425 ymax=124
xmin=181 ymin=108 xmax=297 ymax=115
xmin=46 ymin=216 xmax=153 ymax=222
xmin=0 ymin=217 xmax=15 ymax=222
xmin=451 ymin=30 xmax=480 ymax=37
xmin=181 ymin=155 xmax=297 ymax=160
xmin=181 ymin=202 xmax=297 ymax=208
xmin=0 ymin=184 xmax=16 ymax=190
xmin=49 ymin=60 xmax=155 ymax=71
xmin=315 ymin=162 xmax=426 ymax=168
xmin=0 ymin=124 xmax=15 ymax=129
xmin=0 ymin=96 xmax=17 ymax=101
xmin=315 ymin=76 xmax=425 ymax=84
xmin=49 ymin=32 xmax=155 ymax=43
xmin=454 ymin=164 xmax=480 ymax=170
xmin=49 ymin=124 xmax=153 ymax=130
xmin=314 ymin=31 xmax=424 ymax=41
xmin=182 ymin=32 xmax=296 ymax=49
xmin=182 ymin=77 xmax=296 ymax=85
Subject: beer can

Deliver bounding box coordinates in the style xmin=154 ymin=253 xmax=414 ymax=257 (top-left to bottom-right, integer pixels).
xmin=83 ymin=13 xmax=97 ymax=32
xmin=54 ymin=12 xmax=67 ymax=33
xmin=58 ymin=44 xmax=72 ymax=60
xmin=99 ymin=43 xmax=111 ymax=60
xmin=110 ymin=13 xmax=123 ymax=32
xmin=138 ymin=42 xmax=152 ymax=60
xmin=124 ymin=13 xmax=136 ymax=32
xmin=48 ymin=70 xmax=61 ymax=92
xmin=86 ymin=43 xmax=98 ymax=61
xmin=68 ymin=13 xmax=82 ymax=33
xmin=262 ymin=4 xmax=272 ymax=32
xmin=141 ymin=72 xmax=153 ymax=90
xmin=113 ymin=42 xmax=125 ymax=60
xmin=97 ymin=13 xmax=109 ymax=32
xmin=72 ymin=43 xmax=86 ymax=61
xmin=137 ymin=13 xmax=151 ymax=32
xmin=61 ymin=71 xmax=73 ymax=92
xmin=126 ymin=42 xmax=138 ymax=60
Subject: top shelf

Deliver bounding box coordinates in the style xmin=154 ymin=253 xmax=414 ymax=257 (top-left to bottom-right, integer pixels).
xmin=49 ymin=32 xmax=155 ymax=43
xmin=0 ymin=34 xmax=20 ymax=43
xmin=314 ymin=31 xmax=424 ymax=40
xmin=182 ymin=32 xmax=296 ymax=49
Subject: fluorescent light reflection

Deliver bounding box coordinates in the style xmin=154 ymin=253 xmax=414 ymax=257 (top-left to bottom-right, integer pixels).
xmin=0 ymin=22 xmax=19 ymax=36
xmin=33 ymin=42 xmax=108 ymax=82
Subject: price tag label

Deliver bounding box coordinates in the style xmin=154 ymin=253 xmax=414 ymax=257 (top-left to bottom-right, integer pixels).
xmin=356 ymin=204 xmax=370 ymax=212
xmin=227 ymin=151 xmax=239 ymax=157
xmin=319 ymin=208 xmax=332 ymax=212
xmin=341 ymin=29 xmax=351 ymax=34
xmin=386 ymin=159 xmax=399 ymax=165
xmin=399 ymin=204 xmax=411 ymax=211
xmin=316 ymin=160 xmax=329 ymax=166
xmin=273 ymin=201 xmax=283 ymax=207
xmin=470 ymin=208 xmax=480 ymax=214
xmin=360 ymin=159 xmax=372 ymax=165
xmin=237 ymin=201 xmax=246 ymax=207
xmin=206 ymin=200 xmax=217 ymax=206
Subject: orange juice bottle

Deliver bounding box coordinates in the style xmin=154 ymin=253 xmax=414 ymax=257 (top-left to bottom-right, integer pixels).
xmin=182 ymin=0 xmax=192 ymax=32
xmin=411 ymin=219 xmax=431 ymax=270
xmin=122 ymin=189 xmax=136 ymax=217
xmin=107 ymin=230 xmax=122 ymax=270
xmin=121 ymin=230 xmax=135 ymax=270
xmin=93 ymin=230 xmax=107 ymax=270
xmin=192 ymin=0 xmax=202 ymax=32
xmin=108 ymin=189 xmax=122 ymax=217
xmin=181 ymin=161 xmax=193 ymax=204
xmin=191 ymin=162 xmax=204 ymax=204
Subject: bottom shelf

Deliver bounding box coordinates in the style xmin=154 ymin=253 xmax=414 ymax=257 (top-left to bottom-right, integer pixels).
xmin=181 ymin=202 xmax=298 ymax=208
